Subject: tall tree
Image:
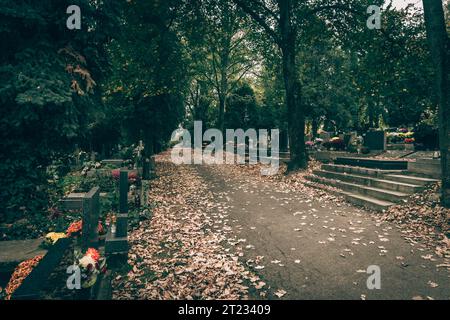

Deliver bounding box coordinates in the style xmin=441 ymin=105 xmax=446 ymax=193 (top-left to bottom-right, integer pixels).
xmin=0 ymin=0 xmax=117 ymax=221
xmin=104 ymin=0 xmax=186 ymax=156
xmin=186 ymin=0 xmax=257 ymax=132
xmin=422 ymin=0 xmax=450 ymax=206
xmin=233 ymin=0 xmax=308 ymax=170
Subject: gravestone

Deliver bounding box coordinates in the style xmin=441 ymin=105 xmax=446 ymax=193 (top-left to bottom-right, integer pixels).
xmin=117 ymin=170 xmax=128 ymax=237
xmin=0 ymin=239 xmax=47 ymax=274
xmin=81 ymin=187 xmax=100 ymax=250
xmin=364 ymin=131 xmax=386 ymax=151
xmin=11 ymin=238 xmax=74 ymax=300
xmin=105 ymin=169 xmax=128 ymax=254
xmin=58 ymin=193 xmax=86 ymax=211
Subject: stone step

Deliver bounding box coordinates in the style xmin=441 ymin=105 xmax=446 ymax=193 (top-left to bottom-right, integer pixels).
xmin=304 ymin=178 xmax=393 ymax=212
xmin=345 ymin=193 xmax=394 ymax=212
xmin=416 ymin=158 xmax=441 ymax=165
xmin=313 ymin=170 xmax=423 ymax=194
xmin=382 ymin=174 xmax=439 ymax=186
xmin=335 ymin=157 xmax=408 ymax=170
xmin=322 ymin=164 xmax=402 ymax=178
xmin=306 ymin=175 xmax=409 ymax=203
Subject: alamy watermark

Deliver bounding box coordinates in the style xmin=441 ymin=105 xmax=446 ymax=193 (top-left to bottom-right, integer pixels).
xmin=170 ymin=121 xmax=280 ymax=176
xmin=66 ymin=5 xmax=81 ymax=30
xmin=366 ymin=265 xmax=381 ymax=290
xmin=66 ymin=4 xmax=380 ymax=31
xmin=367 ymin=5 xmax=382 ymax=30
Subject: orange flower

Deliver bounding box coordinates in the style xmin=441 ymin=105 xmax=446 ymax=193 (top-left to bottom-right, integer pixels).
xmin=67 ymin=221 xmax=82 ymax=236
xmin=66 ymin=220 xmax=82 ymax=237
xmin=86 ymin=248 xmax=100 ymax=262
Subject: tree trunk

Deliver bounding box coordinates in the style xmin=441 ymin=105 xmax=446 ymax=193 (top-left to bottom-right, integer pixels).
xmin=218 ymin=93 xmax=226 ymax=133
xmin=312 ymin=118 xmax=319 ymax=139
xmin=279 ymin=0 xmax=307 ymax=170
xmin=423 ymin=0 xmax=450 ymax=207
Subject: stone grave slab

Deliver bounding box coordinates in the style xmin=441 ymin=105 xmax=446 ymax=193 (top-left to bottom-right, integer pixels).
xmin=0 ymin=239 xmax=47 ymax=272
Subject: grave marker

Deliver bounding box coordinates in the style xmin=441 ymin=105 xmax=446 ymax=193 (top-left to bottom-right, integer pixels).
xmin=364 ymin=131 xmax=386 ymax=151
xmin=81 ymin=187 xmax=100 ymax=250
xmin=105 ymin=169 xmax=128 ymax=254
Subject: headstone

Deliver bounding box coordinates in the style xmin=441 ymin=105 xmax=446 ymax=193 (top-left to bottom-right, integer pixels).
xmin=117 ymin=170 xmax=128 ymax=237
xmin=106 ymin=170 xmax=129 ymax=255
xmin=364 ymin=131 xmax=386 ymax=151
xmin=0 ymin=239 xmax=47 ymax=273
xmin=58 ymin=193 xmax=86 ymax=211
xmin=81 ymin=187 xmax=100 ymax=250
xmin=119 ymin=170 xmax=129 ymax=214
xmin=11 ymin=238 xmax=73 ymax=300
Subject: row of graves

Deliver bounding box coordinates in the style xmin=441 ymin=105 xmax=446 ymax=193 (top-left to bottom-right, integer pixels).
xmin=311 ymin=130 xmax=397 ymax=162
xmin=2 ymin=146 xmax=156 ymax=300
xmin=311 ymin=130 xmax=441 ymax=179
xmin=312 ymin=129 xmax=425 ymax=154
xmin=308 ymin=130 xmax=385 ymax=152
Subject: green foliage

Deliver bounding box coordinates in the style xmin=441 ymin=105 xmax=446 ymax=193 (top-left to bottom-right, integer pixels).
xmin=225 ymin=83 xmax=259 ymax=129
xmin=0 ymin=0 xmax=118 ymax=222
xmin=103 ymin=0 xmax=187 ymax=155
xmin=78 ymin=172 xmax=117 ymax=193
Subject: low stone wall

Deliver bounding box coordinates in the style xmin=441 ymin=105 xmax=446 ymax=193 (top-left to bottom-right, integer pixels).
xmin=408 ymin=158 xmax=441 ymax=179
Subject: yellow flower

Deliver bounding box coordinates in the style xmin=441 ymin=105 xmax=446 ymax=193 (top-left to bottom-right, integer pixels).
xmin=45 ymin=232 xmax=67 ymax=244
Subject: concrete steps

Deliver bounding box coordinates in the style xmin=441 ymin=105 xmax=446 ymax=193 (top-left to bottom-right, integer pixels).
xmin=382 ymin=174 xmax=439 ymax=186
xmin=334 ymin=157 xmax=408 ymax=170
xmin=313 ymin=170 xmax=424 ymax=194
xmin=305 ymin=162 xmax=439 ymax=212
xmin=321 ymin=164 xmax=402 ymax=178
xmin=305 ymin=175 xmax=409 ymax=203
xmin=304 ymin=179 xmax=394 ymax=212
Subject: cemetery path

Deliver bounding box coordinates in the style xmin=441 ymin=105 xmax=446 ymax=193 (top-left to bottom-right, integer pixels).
xmin=194 ymin=163 xmax=450 ymax=300
xmin=114 ymin=153 xmax=449 ymax=300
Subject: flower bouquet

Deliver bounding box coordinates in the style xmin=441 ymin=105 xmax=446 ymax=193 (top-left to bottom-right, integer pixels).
xmin=111 ymin=169 xmax=140 ymax=184
xmin=66 ymin=220 xmax=83 ymax=238
xmin=41 ymin=232 xmax=67 ymax=249
xmin=66 ymin=220 xmax=107 ymax=239
xmin=75 ymin=248 xmax=107 ymax=289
